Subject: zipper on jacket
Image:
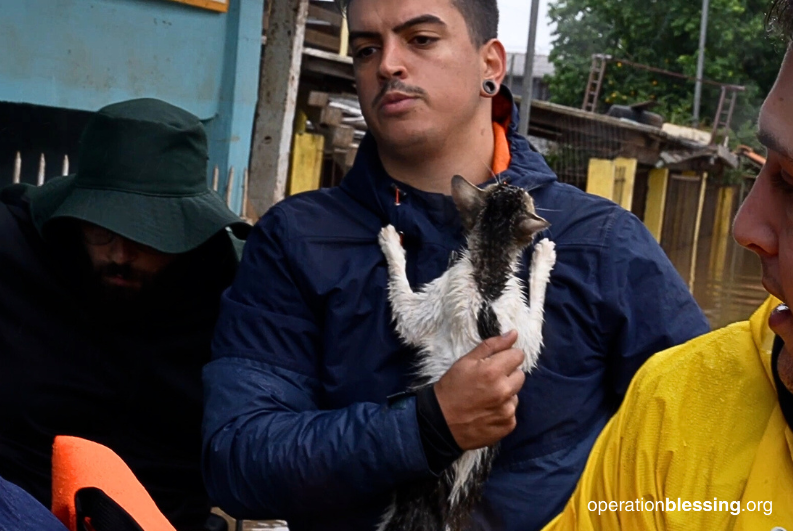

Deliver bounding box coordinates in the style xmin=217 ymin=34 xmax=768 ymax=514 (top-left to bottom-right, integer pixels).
xmin=390 ymin=183 xmax=406 ymax=206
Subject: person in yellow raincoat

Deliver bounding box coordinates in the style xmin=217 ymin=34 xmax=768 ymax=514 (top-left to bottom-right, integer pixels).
xmin=542 ymin=2 xmax=793 ymax=529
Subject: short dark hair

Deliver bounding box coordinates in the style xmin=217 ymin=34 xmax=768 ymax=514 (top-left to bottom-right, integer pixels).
xmin=337 ymin=0 xmax=499 ymax=47
xmin=768 ymin=0 xmax=793 ymax=40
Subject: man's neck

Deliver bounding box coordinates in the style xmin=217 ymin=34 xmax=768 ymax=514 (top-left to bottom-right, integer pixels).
xmin=378 ymin=115 xmax=497 ymax=196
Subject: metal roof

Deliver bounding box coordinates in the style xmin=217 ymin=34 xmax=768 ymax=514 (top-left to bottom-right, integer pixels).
xmin=505 ymin=53 xmax=556 ymax=79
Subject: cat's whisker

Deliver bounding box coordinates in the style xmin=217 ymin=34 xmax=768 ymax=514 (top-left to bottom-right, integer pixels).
xmin=479 ymin=160 xmax=500 ymax=185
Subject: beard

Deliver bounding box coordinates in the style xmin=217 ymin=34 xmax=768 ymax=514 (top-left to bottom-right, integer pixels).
xmin=88 ymin=261 xmax=158 ymax=306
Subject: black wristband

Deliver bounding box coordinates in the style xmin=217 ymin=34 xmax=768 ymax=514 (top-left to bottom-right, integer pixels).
xmin=415 ymin=385 xmax=463 ymax=475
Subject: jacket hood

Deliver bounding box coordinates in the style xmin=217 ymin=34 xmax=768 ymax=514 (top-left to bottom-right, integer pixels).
xmin=339 ymin=86 xmax=557 ymax=232
xmin=751 ymin=295 xmax=783 ymax=386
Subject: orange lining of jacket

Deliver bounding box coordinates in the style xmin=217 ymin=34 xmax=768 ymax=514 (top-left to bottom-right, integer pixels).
xmin=491 ymin=91 xmax=513 ymax=175
xmin=492 ymin=122 xmax=511 ymax=175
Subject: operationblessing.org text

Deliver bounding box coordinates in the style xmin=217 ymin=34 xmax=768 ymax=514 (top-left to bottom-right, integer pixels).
xmin=588 ymin=498 xmax=772 ymax=516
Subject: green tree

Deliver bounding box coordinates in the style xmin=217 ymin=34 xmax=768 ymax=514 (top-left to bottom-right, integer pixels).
xmin=547 ymin=0 xmax=786 ymax=142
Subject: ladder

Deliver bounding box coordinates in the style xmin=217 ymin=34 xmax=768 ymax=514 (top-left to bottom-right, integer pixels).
xmin=710 ymin=86 xmax=739 ymax=145
xmin=582 ymin=54 xmax=610 ymax=113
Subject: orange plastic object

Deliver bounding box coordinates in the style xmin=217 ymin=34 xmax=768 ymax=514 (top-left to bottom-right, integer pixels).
xmin=51 ymin=436 xmax=177 ymax=531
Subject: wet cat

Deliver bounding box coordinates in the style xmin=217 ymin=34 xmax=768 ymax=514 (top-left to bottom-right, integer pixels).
xmin=377 ymin=174 xmax=557 ymax=531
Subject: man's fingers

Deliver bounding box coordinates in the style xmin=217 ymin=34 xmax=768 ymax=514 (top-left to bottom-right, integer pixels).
xmin=487 ymin=348 xmax=526 ymax=375
xmin=505 ymin=369 xmax=526 ymax=395
xmin=466 ymin=330 xmax=518 ymax=360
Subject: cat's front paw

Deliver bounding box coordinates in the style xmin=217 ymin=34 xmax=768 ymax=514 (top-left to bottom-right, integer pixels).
xmin=532 ymin=238 xmax=557 ymax=273
xmin=379 ymin=224 xmax=402 ymax=250
xmin=379 ymin=225 xmax=406 ymax=266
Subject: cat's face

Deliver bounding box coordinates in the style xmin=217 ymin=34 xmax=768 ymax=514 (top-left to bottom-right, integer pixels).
xmin=450 ymin=175 xmax=549 ymax=246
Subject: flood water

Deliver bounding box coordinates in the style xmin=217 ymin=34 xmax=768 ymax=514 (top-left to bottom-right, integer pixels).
xmin=666 ymin=226 xmax=767 ymax=330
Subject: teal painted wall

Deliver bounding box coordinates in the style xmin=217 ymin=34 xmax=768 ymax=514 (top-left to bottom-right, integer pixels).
xmin=0 ymin=0 xmax=262 ymax=214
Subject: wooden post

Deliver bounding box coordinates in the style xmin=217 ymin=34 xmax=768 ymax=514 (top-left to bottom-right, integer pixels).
xmin=644 ymin=168 xmax=669 ymax=242
xmin=37 ymin=154 xmax=46 ymax=186
xmin=294 ymin=109 xmax=308 ymax=135
xmin=707 ymin=185 xmax=735 ymax=284
xmin=242 ymin=167 xmax=250 ymax=220
xmin=688 ymin=171 xmax=709 ymax=292
xmin=248 ymin=0 xmax=310 ymax=215
xmin=613 ymin=158 xmax=637 ymax=211
xmin=225 ymin=167 xmax=235 ymax=208
xmin=586 ymin=159 xmax=616 ymax=201
xmin=13 ymin=152 xmax=21 ymax=184
xmin=288 ymin=130 xmax=325 ymax=196
xmin=338 ymin=16 xmax=349 ymax=57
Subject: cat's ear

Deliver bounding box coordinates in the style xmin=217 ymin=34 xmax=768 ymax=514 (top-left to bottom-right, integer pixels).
xmin=451 ymin=175 xmax=486 ymax=230
xmin=517 ymin=212 xmax=550 ymax=242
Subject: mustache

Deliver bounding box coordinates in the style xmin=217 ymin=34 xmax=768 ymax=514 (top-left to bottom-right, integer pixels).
xmin=372 ymin=80 xmax=427 ymax=107
xmin=96 ymin=262 xmax=147 ymax=283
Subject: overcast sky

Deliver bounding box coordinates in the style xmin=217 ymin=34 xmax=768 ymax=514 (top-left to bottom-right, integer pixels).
xmin=497 ymin=0 xmax=555 ymax=55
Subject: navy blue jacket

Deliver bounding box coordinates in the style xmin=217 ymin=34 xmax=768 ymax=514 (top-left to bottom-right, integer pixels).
xmin=202 ymin=101 xmax=709 ymax=531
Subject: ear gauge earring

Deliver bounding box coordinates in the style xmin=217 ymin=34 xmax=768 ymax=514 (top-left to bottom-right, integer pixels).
xmin=482 ymin=79 xmax=498 ymax=96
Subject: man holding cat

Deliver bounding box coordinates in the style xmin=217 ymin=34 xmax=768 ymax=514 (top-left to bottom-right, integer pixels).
xmin=201 ymin=0 xmax=708 ymax=529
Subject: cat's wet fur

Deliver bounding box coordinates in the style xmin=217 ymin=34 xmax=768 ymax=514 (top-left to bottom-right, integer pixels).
xmin=377 ymin=175 xmax=557 ymax=531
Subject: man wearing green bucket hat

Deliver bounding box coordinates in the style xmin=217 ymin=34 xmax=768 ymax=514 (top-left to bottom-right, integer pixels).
xmin=0 ymin=98 xmax=249 ymax=531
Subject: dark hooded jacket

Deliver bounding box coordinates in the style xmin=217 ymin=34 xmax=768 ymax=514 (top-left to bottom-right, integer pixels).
xmin=202 ymin=95 xmax=709 ymax=531
xmin=0 ymin=185 xmax=241 ymax=531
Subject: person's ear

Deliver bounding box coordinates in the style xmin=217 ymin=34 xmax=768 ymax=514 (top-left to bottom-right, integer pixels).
xmin=480 ymin=39 xmax=507 ymax=98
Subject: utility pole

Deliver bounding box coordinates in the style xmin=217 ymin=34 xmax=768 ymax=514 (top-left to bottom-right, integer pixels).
xmin=693 ymin=0 xmax=710 ymax=126
xmin=518 ymin=0 xmax=542 ymax=137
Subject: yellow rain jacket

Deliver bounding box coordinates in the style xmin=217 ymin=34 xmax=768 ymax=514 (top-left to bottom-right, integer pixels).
xmin=544 ymin=297 xmax=793 ymax=530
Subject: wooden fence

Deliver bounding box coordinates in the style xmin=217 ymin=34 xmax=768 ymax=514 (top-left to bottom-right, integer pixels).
xmin=11 ymin=152 xmax=70 ymax=186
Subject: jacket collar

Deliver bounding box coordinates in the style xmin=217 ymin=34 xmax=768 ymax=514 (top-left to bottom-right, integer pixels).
xmin=339 ymin=86 xmax=557 ymax=232
xmin=751 ymin=296 xmax=783 ymax=386
xmin=772 ymin=336 xmax=793 ymax=432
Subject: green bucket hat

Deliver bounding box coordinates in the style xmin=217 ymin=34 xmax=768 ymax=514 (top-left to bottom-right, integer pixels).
xmin=26 ymin=98 xmax=247 ymax=254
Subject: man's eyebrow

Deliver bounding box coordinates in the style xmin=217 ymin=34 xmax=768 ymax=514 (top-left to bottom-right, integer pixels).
xmin=392 ymin=14 xmax=446 ymax=34
xmin=348 ymin=30 xmax=381 ymax=42
xmin=349 ymin=14 xmax=446 ymax=42
xmin=757 ymin=129 xmax=793 ymax=161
